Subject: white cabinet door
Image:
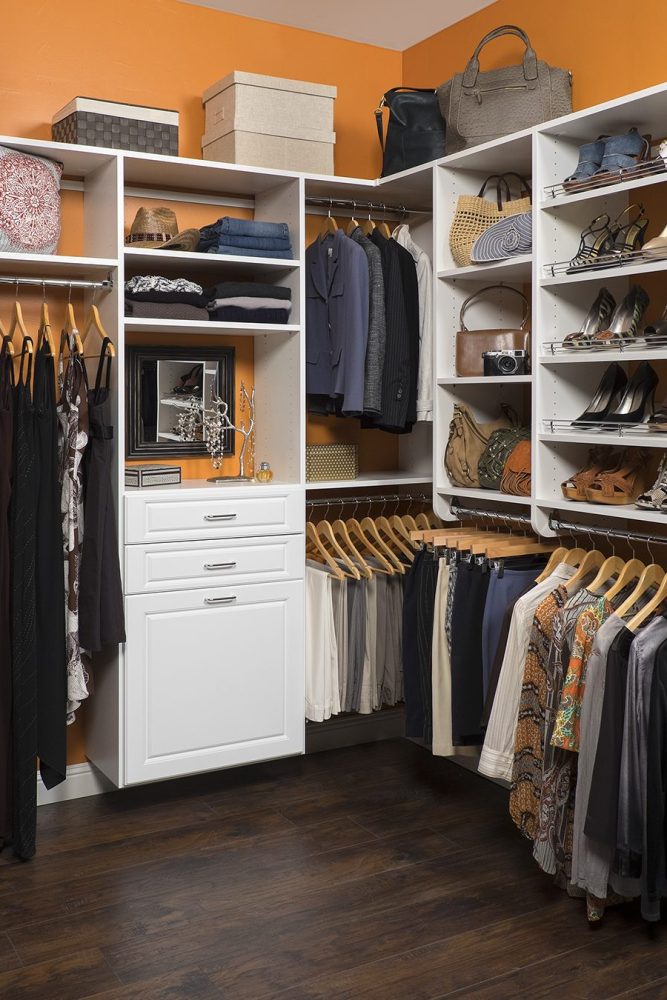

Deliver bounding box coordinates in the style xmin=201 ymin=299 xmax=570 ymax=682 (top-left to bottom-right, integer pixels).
xmin=124 ymin=580 xmax=304 ymax=784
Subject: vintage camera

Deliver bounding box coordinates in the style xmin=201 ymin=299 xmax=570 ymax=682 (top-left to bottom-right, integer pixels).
xmin=482 ymin=349 xmax=529 ymax=377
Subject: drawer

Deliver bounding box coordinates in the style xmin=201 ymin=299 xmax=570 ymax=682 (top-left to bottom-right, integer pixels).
xmin=125 ymin=487 xmax=303 ymax=544
xmin=125 ymin=535 xmax=304 ymax=594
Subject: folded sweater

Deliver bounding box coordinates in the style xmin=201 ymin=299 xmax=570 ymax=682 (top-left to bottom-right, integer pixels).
xmin=205 ymin=282 xmax=291 ymax=301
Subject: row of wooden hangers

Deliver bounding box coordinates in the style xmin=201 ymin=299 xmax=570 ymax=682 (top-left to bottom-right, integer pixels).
xmin=320 ymin=200 xmax=393 ymax=240
xmin=306 ymin=501 xmax=442 ymax=580
xmin=0 ymin=290 xmax=115 ymax=361
xmin=411 ymin=522 xmax=667 ymax=634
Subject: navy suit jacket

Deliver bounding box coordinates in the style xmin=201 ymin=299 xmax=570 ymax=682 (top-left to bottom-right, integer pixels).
xmin=306 ymin=230 xmax=369 ymax=416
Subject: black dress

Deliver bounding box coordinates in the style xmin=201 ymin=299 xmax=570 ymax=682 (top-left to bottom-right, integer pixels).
xmin=10 ymin=340 xmax=38 ymax=860
xmin=34 ymin=341 xmax=66 ymax=790
xmin=0 ymin=338 xmax=14 ymax=847
xmin=79 ymin=340 xmax=125 ymax=652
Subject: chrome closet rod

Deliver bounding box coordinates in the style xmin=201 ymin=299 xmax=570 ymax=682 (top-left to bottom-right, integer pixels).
xmin=549 ymin=517 xmax=667 ymax=548
xmin=306 ymin=491 xmax=432 ymax=509
xmin=305 ymin=196 xmax=430 ymax=217
xmin=449 ymin=504 xmax=531 ymax=527
xmin=0 ymin=275 xmax=113 ymax=291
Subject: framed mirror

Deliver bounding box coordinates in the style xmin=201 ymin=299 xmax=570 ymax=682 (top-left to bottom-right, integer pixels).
xmin=126 ymin=345 xmax=235 ymax=458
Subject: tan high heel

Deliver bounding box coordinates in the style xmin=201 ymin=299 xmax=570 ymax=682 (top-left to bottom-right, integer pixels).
xmin=585 ymin=448 xmax=649 ymax=505
xmin=561 ymin=447 xmax=616 ymax=501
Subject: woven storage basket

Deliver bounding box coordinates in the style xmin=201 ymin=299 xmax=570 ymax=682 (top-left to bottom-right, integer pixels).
xmin=449 ymin=173 xmax=531 ymax=268
xmin=306 ymin=444 xmax=358 ymax=482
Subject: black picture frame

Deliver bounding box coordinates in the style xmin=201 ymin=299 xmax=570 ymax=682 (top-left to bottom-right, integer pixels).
xmin=126 ymin=345 xmax=235 ymax=459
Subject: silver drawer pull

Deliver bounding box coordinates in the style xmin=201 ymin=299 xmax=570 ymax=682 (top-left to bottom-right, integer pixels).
xmin=204 ymin=513 xmax=237 ymax=521
xmin=204 ymin=562 xmax=237 ymax=571
xmin=204 ymin=596 xmax=237 ymax=605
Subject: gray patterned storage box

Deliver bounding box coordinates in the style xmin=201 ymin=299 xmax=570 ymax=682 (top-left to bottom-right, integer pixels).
xmin=125 ymin=465 xmax=182 ymax=488
xmin=52 ymin=97 xmax=178 ymax=155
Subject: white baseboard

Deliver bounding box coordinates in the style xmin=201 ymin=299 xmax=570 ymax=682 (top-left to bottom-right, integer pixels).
xmin=37 ymin=762 xmax=116 ymax=806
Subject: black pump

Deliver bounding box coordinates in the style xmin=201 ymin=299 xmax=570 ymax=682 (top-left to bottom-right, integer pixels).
xmin=602 ymin=361 xmax=658 ymax=427
xmin=571 ymin=362 xmax=628 ymax=427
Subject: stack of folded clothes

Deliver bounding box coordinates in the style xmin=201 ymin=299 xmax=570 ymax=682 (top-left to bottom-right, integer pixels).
xmin=206 ymin=281 xmax=292 ymax=323
xmin=125 ymin=276 xmax=210 ymax=321
xmin=198 ymin=217 xmax=293 ymax=259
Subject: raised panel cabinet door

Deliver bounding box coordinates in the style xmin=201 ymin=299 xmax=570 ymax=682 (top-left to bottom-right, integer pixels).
xmin=124 ymin=580 xmax=305 ymax=784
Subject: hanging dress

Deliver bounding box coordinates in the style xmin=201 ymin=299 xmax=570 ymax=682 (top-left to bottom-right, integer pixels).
xmin=34 ymin=340 xmax=67 ymax=789
xmin=79 ymin=338 xmax=125 ymax=652
xmin=10 ymin=339 xmax=38 ymax=860
xmin=57 ymin=335 xmax=90 ymax=725
xmin=0 ymin=337 xmax=14 ymax=847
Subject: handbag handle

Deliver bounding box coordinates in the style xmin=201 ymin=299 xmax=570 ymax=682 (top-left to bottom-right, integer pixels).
xmin=375 ymin=87 xmax=437 ymax=151
xmin=477 ymin=175 xmax=511 ymax=210
xmin=501 ymin=172 xmax=532 ymax=202
xmin=462 ymin=25 xmax=538 ymax=89
xmin=459 ymin=284 xmax=530 ymax=331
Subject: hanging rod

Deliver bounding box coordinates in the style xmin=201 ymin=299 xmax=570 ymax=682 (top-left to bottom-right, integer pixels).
xmin=306 ymin=490 xmax=431 ymax=509
xmin=549 ymin=516 xmax=667 ymax=548
xmin=0 ymin=275 xmax=113 ymax=291
xmin=450 ymin=503 xmax=532 ymax=527
xmin=305 ymin=196 xmax=431 ymax=217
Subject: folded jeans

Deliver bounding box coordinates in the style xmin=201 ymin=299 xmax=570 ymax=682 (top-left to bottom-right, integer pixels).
xmin=216 ymin=233 xmax=292 ymax=251
xmin=207 ymin=244 xmax=295 ymax=259
xmin=219 ymin=216 xmax=290 ymax=239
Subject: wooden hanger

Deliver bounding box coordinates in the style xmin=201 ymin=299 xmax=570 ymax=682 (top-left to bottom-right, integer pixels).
xmin=586 ymin=555 xmax=626 ymax=595
xmin=8 ymin=299 xmax=29 ymax=351
xmin=414 ymin=513 xmax=431 ymax=531
xmin=400 ymin=513 xmax=419 ymax=533
xmin=83 ymin=304 xmax=116 ymax=357
xmin=616 ymin=564 xmax=666 ymax=619
xmin=484 ymin=540 xmax=557 ymax=557
xmin=0 ymin=316 xmax=13 ymax=357
xmin=316 ymin=519 xmax=361 ymax=580
xmin=63 ymin=302 xmax=84 ymax=356
xmin=322 ymin=201 xmax=338 ymax=237
xmin=603 ymin=558 xmax=645 ymax=601
xmin=306 ymin=522 xmax=345 ymax=580
xmin=37 ymin=299 xmax=56 ymax=356
xmin=627 ymin=571 xmax=667 ymax=632
xmin=345 ymin=203 xmax=360 ymax=236
xmin=378 ymin=205 xmax=392 ymax=238
xmin=561 ymin=547 xmax=587 ymax=567
xmin=564 ymin=550 xmax=605 ymax=594
xmin=360 ymin=516 xmax=405 ymax=573
xmin=360 ymin=209 xmax=375 ymax=237
xmin=332 ymin=518 xmax=373 ymax=579
xmin=390 ymin=514 xmax=419 ymax=550
xmin=376 ymin=515 xmax=414 ymax=562
xmin=535 ymin=546 xmax=569 ymax=583
xmin=346 ymin=517 xmax=394 ymax=575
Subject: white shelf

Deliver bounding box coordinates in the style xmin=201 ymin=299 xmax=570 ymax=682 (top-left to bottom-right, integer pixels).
xmin=124 ymin=247 xmax=301 ymax=276
xmin=537 ymin=495 xmax=666 ymax=525
xmin=438 ymin=375 xmax=532 ymax=385
xmin=540 ymin=168 xmax=667 ymax=211
xmin=539 ymin=429 xmax=667 ymax=449
xmin=540 ymin=256 xmax=667 ymax=286
xmin=539 ymin=348 xmax=667 ymax=365
xmin=435 ymin=485 xmax=531 ymax=506
xmin=438 ymin=255 xmax=532 ymax=282
xmin=306 ymin=472 xmax=433 ymax=491
xmin=124 ymin=318 xmax=299 ymax=336
xmin=0 ymin=252 xmax=117 ymax=278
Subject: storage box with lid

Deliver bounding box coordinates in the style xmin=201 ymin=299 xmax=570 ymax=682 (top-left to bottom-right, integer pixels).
xmin=202 ymin=71 xmax=336 ymax=173
xmin=52 ymin=97 xmax=179 ymax=155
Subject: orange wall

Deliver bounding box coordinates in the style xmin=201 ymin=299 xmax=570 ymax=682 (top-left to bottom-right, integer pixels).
xmin=0 ymin=0 xmax=399 ymax=179
xmin=402 ymin=0 xmax=667 ymax=110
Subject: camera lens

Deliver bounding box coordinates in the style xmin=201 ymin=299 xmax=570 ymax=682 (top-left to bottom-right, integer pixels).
xmin=498 ymin=354 xmax=518 ymax=375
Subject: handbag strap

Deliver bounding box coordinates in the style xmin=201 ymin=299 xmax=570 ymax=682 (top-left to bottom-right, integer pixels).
xmin=501 ymin=172 xmax=533 ymax=202
xmin=375 ymin=88 xmax=437 ymax=152
xmin=459 ymin=285 xmax=530 ymax=331
xmin=462 ymin=25 xmax=538 ymax=89
xmin=477 ymin=175 xmax=511 ymax=210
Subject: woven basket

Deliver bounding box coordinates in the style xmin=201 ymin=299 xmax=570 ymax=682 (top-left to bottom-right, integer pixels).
xmin=449 ymin=173 xmax=531 ymax=268
xmin=306 ymin=444 xmax=358 ymax=482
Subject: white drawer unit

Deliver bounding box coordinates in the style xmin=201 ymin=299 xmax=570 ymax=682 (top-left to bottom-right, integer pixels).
xmin=124 ymin=485 xmax=303 ymax=544
xmin=124 ymin=580 xmax=305 ymax=784
xmin=124 ymin=535 xmax=304 ymax=594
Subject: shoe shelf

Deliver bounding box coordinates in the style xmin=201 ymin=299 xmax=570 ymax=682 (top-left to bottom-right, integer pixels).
xmin=437 ymin=255 xmax=532 ymax=282
xmin=540 ymin=348 xmax=667 ymax=365
xmin=437 ymin=375 xmax=532 ymax=386
xmin=540 ymin=166 xmax=667 ymax=211
xmin=538 ymin=429 xmax=667 ymax=449
xmin=540 ymin=255 xmax=667 ymax=286
xmin=436 ymin=485 xmax=532 ymax=507
xmin=536 ymin=496 xmax=667 ymax=527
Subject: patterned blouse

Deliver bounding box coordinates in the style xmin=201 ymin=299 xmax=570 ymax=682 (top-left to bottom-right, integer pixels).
xmin=551 ymin=597 xmax=612 ymax=753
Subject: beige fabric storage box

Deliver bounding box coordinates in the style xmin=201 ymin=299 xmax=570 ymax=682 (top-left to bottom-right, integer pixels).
xmin=202 ymin=71 xmax=336 ymax=173
xmin=306 ymin=444 xmax=358 ymax=483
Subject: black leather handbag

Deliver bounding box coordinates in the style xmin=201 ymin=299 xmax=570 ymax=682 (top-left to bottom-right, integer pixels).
xmin=375 ymin=88 xmax=446 ymax=177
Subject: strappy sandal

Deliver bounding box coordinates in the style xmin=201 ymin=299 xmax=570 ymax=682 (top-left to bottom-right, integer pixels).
xmin=636 ymin=455 xmax=667 ymax=510
xmin=566 ymin=213 xmax=617 ymax=272
xmin=585 ymin=448 xmax=649 ymax=505
xmin=562 ymin=288 xmax=616 ymax=348
xmin=561 ymin=447 xmax=616 ymax=501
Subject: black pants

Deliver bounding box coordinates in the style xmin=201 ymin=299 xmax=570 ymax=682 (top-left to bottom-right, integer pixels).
xmin=450 ymin=561 xmax=491 ymax=745
xmin=403 ymin=548 xmax=438 ymax=742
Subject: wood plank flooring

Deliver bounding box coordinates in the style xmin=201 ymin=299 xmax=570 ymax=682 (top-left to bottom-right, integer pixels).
xmin=0 ymin=740 xmax=663 ymax=999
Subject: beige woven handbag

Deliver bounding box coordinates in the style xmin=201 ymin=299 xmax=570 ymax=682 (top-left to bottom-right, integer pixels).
xmin=449 ymin=173 xmax=531 ymax=268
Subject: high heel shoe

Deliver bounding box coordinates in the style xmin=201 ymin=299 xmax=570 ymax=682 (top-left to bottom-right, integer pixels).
xmin=591 ymin=285 xmax=650 ymax=347
xmin=585 ymin=448 xmax=649 ymax=505
xmin=566 ymin=213 xmax=617 ymax=272
xmin=571 ymin=362 xmax=627 ymax=427
xmin=593 ymin=129 xmax=652 ymax=179
xmin=642 ymin=224 xmax=667 ymax=260
xmin=644 ymin=302 xmax=667 ymax=343
xmin=636 ymin=454 xmax=667 ymax=511
xmin=602 ymin=360 xmax=658 ymax=427
xmin=563 ymin=288 xmax=616 ymax=348
xmin=601 ymin=204 xmax=649 ymax=263
xmin=173 ymin=363 xmax=203 ymax=395
xmin=562 ymin=137 xmax=607 ymax=190
xmin=561 ymin=446 xmax=616 ymax=500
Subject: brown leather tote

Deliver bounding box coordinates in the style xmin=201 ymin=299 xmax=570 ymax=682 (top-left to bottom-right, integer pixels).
xmin=501 ymin=437 xmax=532 ymax=496
xmin=444 ymin=402 xmax=517 ymax=488
xmin=455 ymin=284 xmax=530 ymax=377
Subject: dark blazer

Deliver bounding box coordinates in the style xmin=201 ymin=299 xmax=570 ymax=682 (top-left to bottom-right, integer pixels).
xmin=392 ymin=239 xmax=420 ymax=428
xmin=305 ymin=230 xmax=369 ymax=416
xmin=367 ymin=230 xmax=412 ymax=432
xmin=348 ymin=226 xmax=385 ymax=416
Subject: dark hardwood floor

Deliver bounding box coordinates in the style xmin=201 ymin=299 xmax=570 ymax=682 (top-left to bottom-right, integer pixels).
xmin=0 ymin=739 xmax=665 ymax=999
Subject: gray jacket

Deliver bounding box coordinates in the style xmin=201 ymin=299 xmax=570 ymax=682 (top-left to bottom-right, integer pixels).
xmin=349 ymin=226 xmax=385 ymax=415
xmin=306 ymin=230 xmax=369 ymax=416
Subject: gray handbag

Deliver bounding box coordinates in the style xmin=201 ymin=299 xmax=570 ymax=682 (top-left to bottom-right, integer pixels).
xmin=437 ymin=25 xmax=572 ymax=154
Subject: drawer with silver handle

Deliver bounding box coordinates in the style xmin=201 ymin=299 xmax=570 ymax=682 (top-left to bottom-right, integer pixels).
xmin=124 ymin=535 xmax=304 ymax=594
xmin=124 ymin=487 xmax=302 ymax=543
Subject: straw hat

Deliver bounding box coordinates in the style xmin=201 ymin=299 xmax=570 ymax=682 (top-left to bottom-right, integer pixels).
xmin=125 ymin=207 xmax=200 ymax=252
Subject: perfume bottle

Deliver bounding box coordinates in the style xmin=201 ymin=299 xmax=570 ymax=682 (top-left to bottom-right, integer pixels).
xmin=256 ymin=461 xmax=273 ymax=483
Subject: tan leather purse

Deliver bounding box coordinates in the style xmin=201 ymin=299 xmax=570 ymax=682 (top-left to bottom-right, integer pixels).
xmin=444 ymin=402 xmax=517 ymax=489
xmin=501 ymin=438 xmax=532 ymax=496
xmin=455 ymin=285 xmax=531 ymax=377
